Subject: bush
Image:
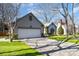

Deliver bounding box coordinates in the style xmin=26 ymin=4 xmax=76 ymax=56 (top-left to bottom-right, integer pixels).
xmin=13 ymin=33 xmax=18 ymax=40
xmin=58 ymin=26 xmax=64 ymax=35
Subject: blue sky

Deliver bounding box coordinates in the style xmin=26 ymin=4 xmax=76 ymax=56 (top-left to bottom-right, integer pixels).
xmin=19 ymin=3 xmax=79 ymax=25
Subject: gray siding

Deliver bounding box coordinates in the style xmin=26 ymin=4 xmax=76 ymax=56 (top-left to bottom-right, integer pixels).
xmin=48 ymin=23 xmax=57 ymax=35
xmin=14 ymin=13 xmax=44 ymax=34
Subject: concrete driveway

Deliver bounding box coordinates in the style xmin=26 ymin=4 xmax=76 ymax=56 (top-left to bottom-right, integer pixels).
xmin=23 ymin=38 xmax=79 ymax=56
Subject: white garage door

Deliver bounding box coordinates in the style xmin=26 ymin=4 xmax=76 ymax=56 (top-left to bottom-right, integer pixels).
xmin=18 ymin=29 xmax=41 ymax=38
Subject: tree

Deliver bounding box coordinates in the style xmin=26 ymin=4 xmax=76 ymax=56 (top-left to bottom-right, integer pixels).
xmin=58 ymin=3 xmax=69 ymax=39
xmin=51 ymin=3 xmax=72 ymax=44
xmin=37 ymin=3 xmax=59 ymax=24
xmin=0 ymin=3 xmax=21 ymax=42
xmin=37 ymin=3 xmax=60 ymax=35
xmin=55 ymin=3 xmax=77 ymax=44
xmin=68 ymin=3 xmax=76 ymax=37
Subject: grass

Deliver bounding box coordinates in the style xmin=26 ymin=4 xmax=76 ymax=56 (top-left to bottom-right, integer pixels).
xmin=0 ymin=41 xmax=42 ymax=56
xmin=48 ymin=35 xmax=79 ymax=44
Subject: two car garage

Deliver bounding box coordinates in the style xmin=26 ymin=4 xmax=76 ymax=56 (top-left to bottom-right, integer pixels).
xmin=15 ymin=13 xmax=44 ymax=39
xmin=18 ymin=29 xmax=41 ymax=38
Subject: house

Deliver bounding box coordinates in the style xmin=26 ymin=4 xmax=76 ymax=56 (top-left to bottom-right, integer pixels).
xmin=75 ymin=25 xmax=79 ymax=34
xmin=0 ymin=20 xmax=9 ymax=36
xmin=14 ymin=13 xmax=44 ymax=38
xmin=47 ymin=22 xmax=57 ymax=35
xmin=56 ymin=19 xmax=76 ymax=35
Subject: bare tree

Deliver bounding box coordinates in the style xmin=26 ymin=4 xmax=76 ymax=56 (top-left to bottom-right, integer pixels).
xmin=37 ymin=3 xmax=59 ymax=35
xmin=56 ymin=3 xmax=76 ymax=43
xmin=0 ymin=3 xmax=21 ymax=42
xmin=0 ymin=4 xmax=6 ymax=33
xmin=37 ymin=3 xmax=59 ymax=24
xmin=68 ymin=3 xmax=76 ymax=38
xmin=58 ymin=3 xmax=69 ymax=39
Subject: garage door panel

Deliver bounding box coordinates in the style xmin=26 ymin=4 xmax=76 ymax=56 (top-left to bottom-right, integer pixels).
xmin=18 ymin=29 xmax=41 ymax=38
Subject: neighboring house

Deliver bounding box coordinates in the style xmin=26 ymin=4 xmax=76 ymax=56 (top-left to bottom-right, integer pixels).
xmin=0 ymin=20 xmax=9 ymax=36
xmin=14 ymin=13 xmax=44 ymax=38
xmin=47 ymin=22 xmax=57 ymax=35
xmin=56 ymin=19 xmax=77 ymax=35
xmin=75 ymin=25 xmax=79 ymax=34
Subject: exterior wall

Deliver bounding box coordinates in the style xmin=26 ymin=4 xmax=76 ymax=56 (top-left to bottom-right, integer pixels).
xmin=48 ymin=24 xmax=56 ymax=33
xmin=75 ymin=25 xmax=79 ymax=34
xmin=0 ymin=22 xmax=8 ymax=33
xmin=76 ymin=28 xmax=79 ymax=33
xmin=68 ymin=25 xmax=73 ymax=35
xmin=47 ymin=23 xmax=57 ymax=35
xmin=14 ymin=13 xmax=44 ymax=35
xmin=62 ymin=25 xmax=67 ymax=35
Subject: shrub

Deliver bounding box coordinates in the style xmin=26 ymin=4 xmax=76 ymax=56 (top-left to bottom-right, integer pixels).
xmin=13 ymin=33 xmax=18 ymax=40
xmin=58 ymin=26 xmax=64 ymax=35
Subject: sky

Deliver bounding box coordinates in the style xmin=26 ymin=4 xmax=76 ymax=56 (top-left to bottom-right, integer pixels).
xmin=18 ymin=3 xmax=79 ymax=26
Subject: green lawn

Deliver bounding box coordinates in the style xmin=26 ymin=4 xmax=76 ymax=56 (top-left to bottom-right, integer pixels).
xmin=0 ymin=41 xmax=42 ymax=56
xmin=48 ymin=35 xmax=79 ymax=44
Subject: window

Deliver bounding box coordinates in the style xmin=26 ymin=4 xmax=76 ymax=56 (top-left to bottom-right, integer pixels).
xmin=29 ymin=15 xmax=32 ymax=21
xmin=4 ymin=25 xmax=8 ymax=31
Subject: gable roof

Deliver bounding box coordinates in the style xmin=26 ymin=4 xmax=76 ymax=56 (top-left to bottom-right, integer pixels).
xmin=16 ymin=12 xmax=44 ymax=26
xmin=48 ymin=22 xmax=57 ymax=28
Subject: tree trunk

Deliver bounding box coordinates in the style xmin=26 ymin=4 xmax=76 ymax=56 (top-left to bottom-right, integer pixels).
xmin=8 ymin=23 xmax=14 ymax=42
xmin=65 ymin=17 xmax=69 ymax=39
xmin=72 ymin=3 xmax=76 ymax=38
xmin=10 ymin=27 xmax=14 ymax=42
xmin=72 ymin=19 xmax=76 ymax=38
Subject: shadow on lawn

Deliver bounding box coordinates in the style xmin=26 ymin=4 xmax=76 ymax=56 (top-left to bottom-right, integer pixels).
xmin=1 ymin=44 xmax=79 ymax=56
xmin=0 ymin=48 xmax=42 ymax=56
xmin=17 ymin=52 xmax=42 ymax=56
xmin=1 ymin=42 xmax=79 ymax=56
